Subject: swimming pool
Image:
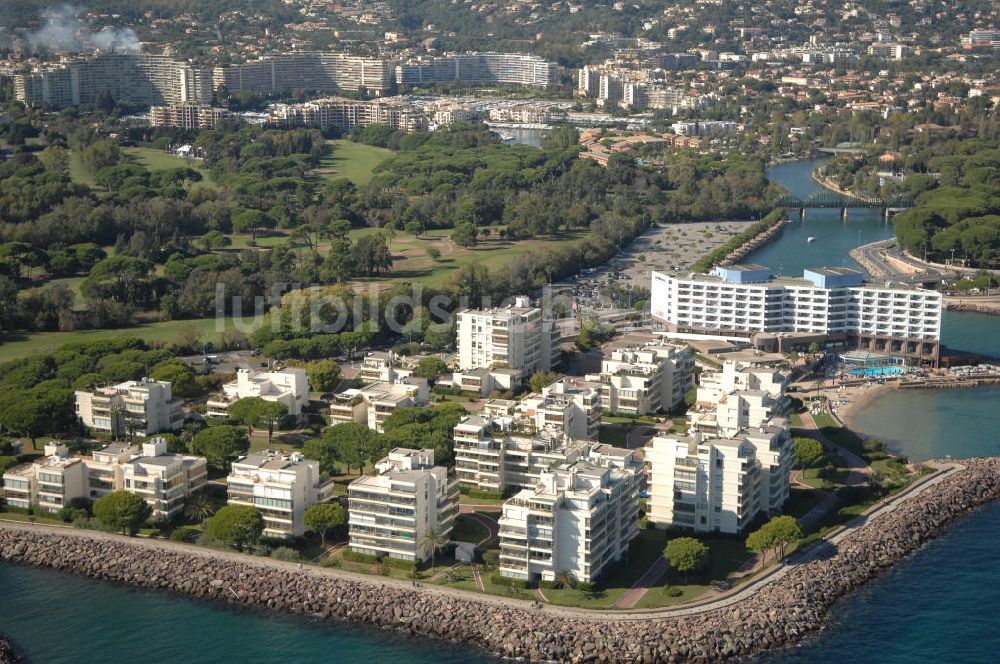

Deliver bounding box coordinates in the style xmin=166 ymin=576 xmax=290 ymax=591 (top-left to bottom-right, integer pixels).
xmin=848 ymin=366 xmax=906 ymax=377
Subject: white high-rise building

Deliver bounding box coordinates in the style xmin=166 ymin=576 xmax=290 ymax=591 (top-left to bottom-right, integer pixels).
xmin=687 ymin=361 xmax=791 ymax=437
xmin=498 ymin=445 xmax=641 ymax=584
xmin=226 ymin=451 xmax=335 ymax=538
xmin=646 ymin=421 xmax=793 ymax=534
xmin=585 ymin=342 xmax=694 ymax=415
xmin=456 ymin=296 xmax=558 ymax=381
xmin=347 ymin=448 xmax=459 ymax=562
xmin=651 ymin=265 xmax=943 ymax=364
xmin=75 ymin=379 xmax=184 ymax=436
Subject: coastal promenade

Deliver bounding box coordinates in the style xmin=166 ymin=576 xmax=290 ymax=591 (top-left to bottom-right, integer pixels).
xmin=0 ymin=458 xmax=959 ymax=622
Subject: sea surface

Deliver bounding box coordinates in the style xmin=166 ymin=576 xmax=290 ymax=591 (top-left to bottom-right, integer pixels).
xmin=3 ymin=159 xmax=1000 ymax=664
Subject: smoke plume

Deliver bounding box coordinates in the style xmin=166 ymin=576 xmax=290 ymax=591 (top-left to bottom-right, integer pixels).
xmin=26 ymin=5 xmax=141 ymax=53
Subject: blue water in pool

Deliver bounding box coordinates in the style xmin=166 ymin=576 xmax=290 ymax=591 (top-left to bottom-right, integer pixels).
xmin=848 ymin=366 xmax=906 ymax=377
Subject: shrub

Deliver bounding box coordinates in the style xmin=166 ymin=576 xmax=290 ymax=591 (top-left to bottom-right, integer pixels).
xmin=538 ymin=580 xmax=558 ymax=590
xmin=57 ymin=506 xmax=88 ymax=523
xmin=459 ymin=487 xmax=503 ymax=501
xmin=342 ymin=549 xmax=380 ymax=564
xmin=384 ymin=557 xmax=418 ymax=571
xmin=576 ymin=581 xmax=594 ymax=593
xmin=169 ymin=526 xmax=201 ymax=543
xmin=320 ymin=557 xmax=342 ymax=568
xmin=662 ymin=585 xmax=683 ymax=597
xmin=271 ymin=546 xmax=302 ymax=562
xmin=490 ymin=573 xmax=529 ymax=589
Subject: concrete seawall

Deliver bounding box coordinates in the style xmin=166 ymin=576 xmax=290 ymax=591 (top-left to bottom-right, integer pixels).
xmin=2 ymin=458 xmax=1000 ymax=662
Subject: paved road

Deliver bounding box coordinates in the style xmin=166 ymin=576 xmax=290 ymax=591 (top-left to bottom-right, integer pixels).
xmin=0 ymin=462 xmax=958 ymax=622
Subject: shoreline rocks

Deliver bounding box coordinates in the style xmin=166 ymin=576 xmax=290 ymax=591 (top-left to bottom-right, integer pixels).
xmin=2 ymin=458 xmax=1000 ymax=662
xmin=0 ymin=638 xmax=22 ymax=664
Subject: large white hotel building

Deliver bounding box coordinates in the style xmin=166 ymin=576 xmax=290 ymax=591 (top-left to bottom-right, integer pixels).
xmin=651 ymin=265 xmax=943 ymax=364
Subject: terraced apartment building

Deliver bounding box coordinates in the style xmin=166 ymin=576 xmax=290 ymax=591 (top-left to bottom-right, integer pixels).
xmin=395 ymin=53 xmax=559 ymax=88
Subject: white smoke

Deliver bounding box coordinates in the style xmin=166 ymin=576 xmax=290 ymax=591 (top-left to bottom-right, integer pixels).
xmin=26 ymin=5 xmax=141 ymax=54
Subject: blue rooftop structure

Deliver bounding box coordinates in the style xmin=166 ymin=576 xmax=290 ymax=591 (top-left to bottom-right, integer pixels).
xmin=803 ymin=267 xmax=865 ymax=288
xmin=711 ymin=264 xmax=772 ymax=284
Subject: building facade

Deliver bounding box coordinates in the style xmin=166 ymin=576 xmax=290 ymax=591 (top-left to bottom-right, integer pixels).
xmin=149 ymin=103 xmax=234 ymax=129
xmin=396 ymin=53 xmax=558 ymax=88
xmin=584 ymin=342 xmax=694 ymax=415
xmin=207 ymin=367 xmax=309 ymax=418
xmin=226 ymin=450 xmax=335 ymax=538
xmin=121 ymin=439 xmax=208 ymax=521
xmin=2 ymin=444 xmax=87 ymax=514
xmin=75 ymin=378 xmax=184 ymax=437
xmin=347 ymin=448 xmax=459 ymax=562
xmin=498 ymin=446 xmax=641 ymax=584
xmin=651 ymin=266 xmax=943 ymax=364
xmin=456 ymin=296 xmax=558 ymax=381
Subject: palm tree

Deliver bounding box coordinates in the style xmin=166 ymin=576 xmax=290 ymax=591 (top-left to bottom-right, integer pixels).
xmin=554 ymin=569 xmax=575 ymax=590
xmin=418 ymin=527 xmax=449 ymax=571
xmin=184 ymin=493 xmax=215 ymax=523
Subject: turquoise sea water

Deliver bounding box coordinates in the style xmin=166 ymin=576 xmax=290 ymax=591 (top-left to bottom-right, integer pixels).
xmin=3 ymin=159 xmax=1000 ymax=663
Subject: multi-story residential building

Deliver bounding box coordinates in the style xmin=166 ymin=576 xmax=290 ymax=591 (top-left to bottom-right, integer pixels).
xmin=651 ymin=265 xmax=943 ymax=364
xmin=396 ymin=53 xmax=558 ymax=88
xmin=529 ymin=377 xmax=603 ymax=441
xmin=268 ymin=96 xmax=428 ymax=133
xmin=450 ymin=367 xmax=519 ymax=396
xmin=75 ymin=378 xmax=184 ymax=437
xmin=15 ymin=51 xmax=395 ymax=109
xmin=687 ymin=361 xmax=790 ymax=437
xmin=207 ymin=367 xmax=309 ymax=418
xmin=149 ymin=103 xmax=234 ymax=129
xmin=456 ymin=296 xmax=558 ymax=382
xmin=867 ymin=43 xmax=913 ymax=60
xmin=85 ymin=442 xmax=134 ymax=501
xmin=577 ymin=65 xmax=602 ymax=96
xmin=347 ymin=448 xmax=459 ymax=562
xmin=453 ymin=416 xmax=589 ymax=494
xmin=1 ymin=444 xmax=87 ymax=514
xmin=226 ymin=450 xmax=335 ymax=538
xmin=584 ymin=342 xmax=694 ymax=415
xmin=120 ymin=439 xmax=208 ymax=521
xmin=498 ymin=445 xmax=641 ymax=584
xmin=961 ymin=30 xmax=1000 ymax=49
xmin=646 ymin=421 xmax=793 ymax=534
xmin=357 ymin=351 xmax=410 ymax=384
xmin=329 ymin=377 xmax=428 ymax=432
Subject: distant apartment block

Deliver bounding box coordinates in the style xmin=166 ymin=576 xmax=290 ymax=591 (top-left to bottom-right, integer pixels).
xmin=2 ymin=443 xmax=86 ymax=514
xmin=396 ymin=53 xmax=559 ymax=88
xmin=584 ymin=342 xmax=694 ymax=415
xmin=651 ymin=265 xmax=943 ymax=364
xmin=961 ymin=30 xmax=1000 ymax=49
xmin=75 ymin=378 xmax=183 ymax=436
xmin=347 ymin=448 xmax=459 ymax=562
xmin=14 ymin=51 xmax=395 ymax=109
xmin=149 ymin=103 xmax=234 ymax=129
xmin=498 ymin=445 xmax=641 ymax=584
xmin=226 ymin=450 xmax=335 ymax=538
xmin=207 ymin=367 xmax=309 ymax=418
xmin=456 ymin=296 xmax=558 ymax=382
xmin=357 ymin=351 xmax=410 ymax=384
xmin=268 ymin=96 xmax=428 ymax=133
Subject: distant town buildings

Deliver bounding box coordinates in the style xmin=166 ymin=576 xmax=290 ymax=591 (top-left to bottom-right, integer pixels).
xmin=347 ymin=448 xmax=458 ymax=562
xmin=961 ymin=30 xmax=1000 ymax=49
xmin=149 ymin=103 xmax=234 ymax=129
xmin=396 ymin=53 xmax=558 ymax=88
xmin=226 ymin=450 xmax=335 ymax=538
xmin=267 ymin=96 xmax=428 ymax=133
xmin=75 ymin=378 xmax=184 ymax=437
xmin=651 ymin=265 xmax=943 ymax=364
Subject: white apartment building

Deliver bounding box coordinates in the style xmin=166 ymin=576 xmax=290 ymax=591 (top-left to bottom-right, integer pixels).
xmin=226 ymin=450 xmax=335 ymax=538
xmin=357 ymin=351 xmax=410 ymax=384
xmin=687 ymin=361 xmax=790 ymax=437
xmin=268 ymin=97 xmax=428 ymax=133
xmin=453 ymin=416 xmax=589 ymax=494
xmin=531 ymin=377 xmax=603 ymax=441
xmin=584 ymin=343 xmax=694 ymax=415
xmin=498 ymin=445 xmax=641 ymax=584
xmin=149 ymin=103 xmax=234 ymax=129
xmin=646 ymin=421 xmax=793 ymax=534
xmin=651 ymin=265 xmax=943 ymax=364
xmin=450 ymin=367 xmax=519 ymax=396
xmin=121 ymin=439 xmax=209 ymax=521
xmin=328 ymin=377 xmax=429 ymax=432
xmin=456 ymin=296 xmax=558 ymax=381
xmin=2 ymin=444 xmax=87 ymax=514
xmin=395 ymin=53 xmax=559 ymax=88
xmin=207 ymin=367 xmax=309 ymax=418
xmin=347 ymin=448 xmax=459 ymax=562
xmin=75 ymin=378 xmax=184 ymax=436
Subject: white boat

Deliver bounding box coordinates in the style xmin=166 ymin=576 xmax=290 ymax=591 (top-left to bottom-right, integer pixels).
xmin=807 ymin=236 xmax=816 ymax=243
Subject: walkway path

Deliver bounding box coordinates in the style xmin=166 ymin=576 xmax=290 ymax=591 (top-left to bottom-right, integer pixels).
xmin=614 ymin=556 xmax=668 ymax=609
xmin=0 ymin=462 xmax=959 ymax=622
xmin=794 ymin=411 xmax=870 ymax=487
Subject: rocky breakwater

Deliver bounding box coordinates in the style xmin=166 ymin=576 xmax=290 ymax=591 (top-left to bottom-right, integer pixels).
xmin=0 ymin=638 xmax=22 ymax=664
xmin=2 ymin=458 xmax=1000 ymax=662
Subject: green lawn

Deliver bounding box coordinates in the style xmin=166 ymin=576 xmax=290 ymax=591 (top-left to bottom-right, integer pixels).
xmin=450 ymin=515 xmax=491 ymax=543
xmin=0 ymin=315 xmax=262 ymax=363
xmin=313 ymin=140 xmax=393 ymax=186
xmin=28 ymin=276 xmax=87 ymax=305
xmin=124 ymin=147 xmax=217 ymax=189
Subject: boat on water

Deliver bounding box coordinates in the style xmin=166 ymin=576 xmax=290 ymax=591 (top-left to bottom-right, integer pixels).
xmin=807 ymin=236 xmax=816 ymax=243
